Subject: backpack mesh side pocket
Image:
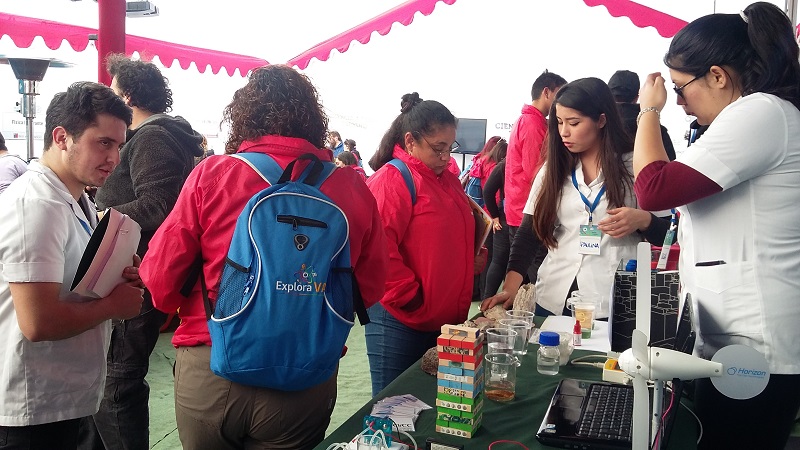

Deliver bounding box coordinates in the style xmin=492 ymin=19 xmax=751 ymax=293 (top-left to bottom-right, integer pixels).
xmin=214 ymin=259 xmax=252 ymax=319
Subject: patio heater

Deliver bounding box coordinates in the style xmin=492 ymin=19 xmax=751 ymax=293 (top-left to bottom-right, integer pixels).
xmin=5 ymin=58 xmax=50 ymax=162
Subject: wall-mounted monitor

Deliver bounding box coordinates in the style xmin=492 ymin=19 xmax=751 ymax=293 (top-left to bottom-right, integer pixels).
xmin=454 ymin=118 xmax=487 ymax=155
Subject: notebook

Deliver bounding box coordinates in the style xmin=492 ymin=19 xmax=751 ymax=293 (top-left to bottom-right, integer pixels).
xmin=71 ymin=208 xmax=141 ymax=298
xmin=535 ymin=297 xmax=696 ymax=449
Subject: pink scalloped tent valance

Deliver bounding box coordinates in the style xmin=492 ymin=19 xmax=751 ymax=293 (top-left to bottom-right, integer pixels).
xmin=3 ymin=1 xmax=688 ymax=76
xmin=0 ymin=12 xmax=269 ymax=76
xmin=287 ymin=0 xmax=457 ymax=70
xmin=581 ymin=0 xmax=687 ymax=38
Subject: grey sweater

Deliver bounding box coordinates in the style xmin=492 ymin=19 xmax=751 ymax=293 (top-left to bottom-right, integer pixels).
xmin=96 ymin=114 xmax=204 ymax=255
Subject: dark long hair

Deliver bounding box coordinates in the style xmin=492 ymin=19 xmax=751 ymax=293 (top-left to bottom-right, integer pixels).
xmin=486 ymin=138 xmax=507 ymax=164
xmin=222 ymin=65 xmax=328 ymax=154
xmin=368 ymin=92 xmax=456 ymax=171
xmin=533 ymin=78 xmax=633 ymax=249
xmin=665 ymin=2 xmax=800 ymax=110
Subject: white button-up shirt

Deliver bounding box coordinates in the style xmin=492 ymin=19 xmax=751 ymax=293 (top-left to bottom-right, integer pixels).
xmin=0 ymin=161 xmax=109 ymax=426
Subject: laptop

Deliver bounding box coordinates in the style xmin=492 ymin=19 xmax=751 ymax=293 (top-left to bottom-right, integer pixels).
xmin=535 ymin=297 xmax=696 ymax=449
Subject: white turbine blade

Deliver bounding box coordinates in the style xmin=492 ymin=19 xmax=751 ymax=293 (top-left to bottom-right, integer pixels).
xmin=632 ymin=375 xmax=650 ymax=449
xmin=632 ymin=329 xmax=648 ymax=365
xmin=635 ymin=242 xmax=651 ymax=345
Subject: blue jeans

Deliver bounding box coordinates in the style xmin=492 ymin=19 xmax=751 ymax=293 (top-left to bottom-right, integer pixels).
xmin=0 ymin=419 xmax=80 ymax=450
xmin=365 ymin=302 xmax=439 ymax=396
xmin=78 ymin=293 xmax=167 ymax=450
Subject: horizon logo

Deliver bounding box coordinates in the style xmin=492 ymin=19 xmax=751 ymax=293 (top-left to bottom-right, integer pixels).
xmin=727 ymin=366 xmax=767 ymax=378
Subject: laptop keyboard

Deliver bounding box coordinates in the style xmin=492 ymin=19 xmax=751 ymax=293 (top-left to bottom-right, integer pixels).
xmin=576 ymin=383 xmax=634 ymax=442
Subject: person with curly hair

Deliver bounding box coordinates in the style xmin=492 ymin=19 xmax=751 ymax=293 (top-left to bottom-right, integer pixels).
xmin=79 ymin=54 xmax=204 ymax=450
xmin=140 ymin=65 xmax=388 ymax=450
xmin=365 ymin=92 xmax=486 ymax=395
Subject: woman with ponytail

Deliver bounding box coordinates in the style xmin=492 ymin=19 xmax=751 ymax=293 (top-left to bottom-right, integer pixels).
xmin=633 ymin=3 xmax=800 ymax=448
xmin=366 ymin=93 xmax=486 ymax=395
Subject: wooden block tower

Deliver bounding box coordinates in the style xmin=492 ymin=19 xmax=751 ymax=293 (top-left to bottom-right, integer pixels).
xmin=435 ymin=324 xmax=484 ymax=438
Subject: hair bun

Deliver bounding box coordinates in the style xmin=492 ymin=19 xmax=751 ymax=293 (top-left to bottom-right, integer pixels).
xmin=400 ymin=92 xmax=422 ymax=113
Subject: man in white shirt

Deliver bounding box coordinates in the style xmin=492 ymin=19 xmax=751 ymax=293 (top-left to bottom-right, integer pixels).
xmin=0 ymin=82 xmax=145 ymax=449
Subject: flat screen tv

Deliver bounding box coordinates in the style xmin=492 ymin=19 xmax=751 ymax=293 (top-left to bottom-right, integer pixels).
xmin=454 ymin=118 xmax=487 ymax=155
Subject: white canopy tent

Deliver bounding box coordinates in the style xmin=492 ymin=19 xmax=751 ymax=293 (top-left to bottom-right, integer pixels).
xmin=0 ymin=0 xmax=794 ymax=164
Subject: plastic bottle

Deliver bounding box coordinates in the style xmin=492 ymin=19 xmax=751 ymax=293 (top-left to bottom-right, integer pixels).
xmin=573 ymin=319 xmax=582 ymax=347
xmin=537 ymin=331 xmax=561 ymax=375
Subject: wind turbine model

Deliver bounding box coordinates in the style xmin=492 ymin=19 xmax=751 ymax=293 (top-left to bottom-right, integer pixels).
xmin=618 ymin=242 xmax=770 ymax=449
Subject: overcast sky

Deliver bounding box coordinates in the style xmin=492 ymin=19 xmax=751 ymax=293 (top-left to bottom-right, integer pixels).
xmin=0 ymin=0 xmax=790 ymax=165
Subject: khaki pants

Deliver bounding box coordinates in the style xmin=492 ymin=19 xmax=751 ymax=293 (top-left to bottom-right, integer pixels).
xmin=174 ymin=346 xmax=337 ymax=450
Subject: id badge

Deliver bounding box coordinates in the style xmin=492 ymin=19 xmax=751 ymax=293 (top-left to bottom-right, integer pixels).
xmin=578 ymin=224 xmax=602 ymax=255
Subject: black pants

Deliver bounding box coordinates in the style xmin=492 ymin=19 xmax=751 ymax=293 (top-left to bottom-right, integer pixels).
xmin=78 ymin=293 xmax=167 ymax=450
xmin=695 ymin=373 xmax=800 ymax=450
xmin=0 ymin=419 xmax=80 ymax=450
xmin=484 ymin=216 xmax=510 ymax=299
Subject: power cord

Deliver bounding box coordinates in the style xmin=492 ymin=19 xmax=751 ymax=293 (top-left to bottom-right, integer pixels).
xmin=569 ymin=354 xmax=607 ymax=368
xmin=679 ymin=399 xmax=703 ymax=445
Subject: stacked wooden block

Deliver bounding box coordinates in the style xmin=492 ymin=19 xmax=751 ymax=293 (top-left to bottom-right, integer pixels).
xmin=435 ymin=324 xmax=484 ymax=438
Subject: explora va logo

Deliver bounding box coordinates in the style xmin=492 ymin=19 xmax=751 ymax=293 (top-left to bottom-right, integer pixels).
xmin=275 ymin=263 xmax=326 ymax=294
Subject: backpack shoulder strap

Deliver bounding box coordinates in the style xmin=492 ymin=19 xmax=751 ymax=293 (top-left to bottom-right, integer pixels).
xmin=231 ymin=153 xmax=283 ymax=185
xmin=386 ymin=159 xmax=416 ymax=205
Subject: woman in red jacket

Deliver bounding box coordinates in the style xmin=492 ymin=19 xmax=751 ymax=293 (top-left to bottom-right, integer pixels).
xmin=140 ymin=65 xmax=388 ymax=450
xmin=365 ymin=92 xmax=486 ymax=395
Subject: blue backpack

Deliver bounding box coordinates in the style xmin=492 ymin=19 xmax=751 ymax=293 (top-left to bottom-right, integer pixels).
xmin=204 ymin=152 xmax=366 ymax=391
xmin=464 ymin=176 xmax=484 ymax=207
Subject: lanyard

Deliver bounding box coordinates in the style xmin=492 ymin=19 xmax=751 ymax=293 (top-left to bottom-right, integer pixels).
xmin=571 ymin=169 xmax=606 ymax=224
xmin=76 ymin=216 xmax=92 ymax=237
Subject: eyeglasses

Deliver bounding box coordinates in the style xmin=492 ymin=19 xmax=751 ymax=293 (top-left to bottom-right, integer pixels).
xmin=416 ymin=131 xmax=459 ymax=158
xmin=673 ymin=75 xmax=702 ymax=99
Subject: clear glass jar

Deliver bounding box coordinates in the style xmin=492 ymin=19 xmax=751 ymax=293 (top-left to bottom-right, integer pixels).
xmin=537 ymin=331 xmax=561 ymax=375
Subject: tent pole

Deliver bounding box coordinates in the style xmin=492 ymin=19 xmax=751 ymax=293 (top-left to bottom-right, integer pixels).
xmin=97 ymin=0 xmax=126 ymax=86
xmin=788 ymin=0 xmax=798 ymax=28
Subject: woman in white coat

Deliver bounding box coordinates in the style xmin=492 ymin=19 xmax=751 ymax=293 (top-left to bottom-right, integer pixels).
xmin=481 ymin=77 xmax=668 ymax=317
xmin=632 ymin=3 xmax=800 ymax=449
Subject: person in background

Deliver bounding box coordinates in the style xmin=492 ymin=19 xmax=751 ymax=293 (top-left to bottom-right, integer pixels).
xmin=0 ymin=131 xmax=27 ymax=195
xmin=327 ymin=130 xmax=345 ymax=158
xmin=633 ymin=4 xmax=800 ymax=448
xmin=504 ymin=70 xmax=567 ymax=283
xmin=335 ymin=150 xmax=367 ymax=181
xmin=466 ymin=136 xmax=503 ymax=301
xmin=80 ymin=54 xmax=205 ymax=450
xmin=140 ymin=65 xmax=387 ymax=450
xmin=482 ymin=78 xmax=666 ymax=317
xmin=0 ymin=82 xmax=144 ymax=450
xmin=480 ymin=138 xmax=509 ymax=299
xmin=366 ymin=92 xmax=486 ymax=396
xmin=343 ymin=138 xmax=363 ymax=167
xmin=608 ymin=69 xmax=676 ymax=160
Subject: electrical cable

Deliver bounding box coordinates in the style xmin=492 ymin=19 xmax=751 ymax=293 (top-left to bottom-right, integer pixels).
xmin=679 ymin=398 xmax=703 ymax=445
xmin=569 ymin=354 xmax=607 ymax=368
xmin=488 ymin=440 xmax=529 ymax=449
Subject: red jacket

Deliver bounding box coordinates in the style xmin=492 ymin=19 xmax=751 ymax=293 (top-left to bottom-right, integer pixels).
xmin=367 ymin=146 xmax=475 ymax=332
xmin=140 ymin=135 xmax=388 ymax=347
xmin=504 ymin=104 xmax=547 ymax=227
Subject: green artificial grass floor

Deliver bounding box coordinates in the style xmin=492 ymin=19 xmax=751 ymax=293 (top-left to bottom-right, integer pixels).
xmin=146 ymin=305 xmax=485 ymax=448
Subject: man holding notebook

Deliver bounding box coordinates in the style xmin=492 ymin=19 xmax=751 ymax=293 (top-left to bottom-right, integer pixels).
xmin=0 ymin=82 xmax=144 ymax=449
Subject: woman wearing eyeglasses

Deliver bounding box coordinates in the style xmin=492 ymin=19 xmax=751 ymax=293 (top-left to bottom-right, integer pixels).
xmin=633 ymin=3 xmax=800 ymax=449
xmin=365 ymin=92 xmax=486 ymax=396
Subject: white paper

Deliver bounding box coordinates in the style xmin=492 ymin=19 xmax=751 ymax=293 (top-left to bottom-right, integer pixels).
xmin=538 ymin=315 xmax=611 ymax=353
